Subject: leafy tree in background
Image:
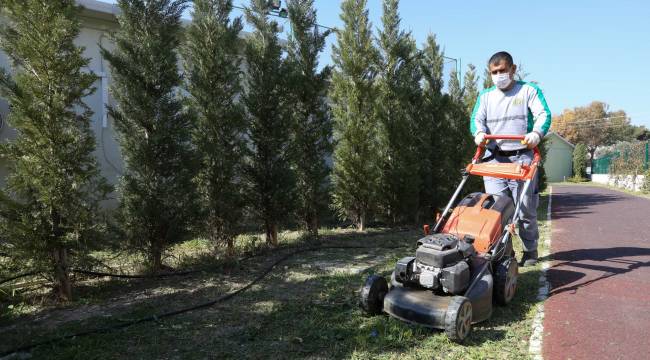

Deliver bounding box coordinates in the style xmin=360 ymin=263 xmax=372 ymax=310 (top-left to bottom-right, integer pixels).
xmin=573 ymin=143 xmax=588 ymax=179
xmin=183 ymin=0 xmax=245 ymax=257
xmin=0 ymin=0 xmax=110 ymax=300
xmin=633 ymin=126 xmax=650 ymax=141
xmin=375 ymin=0 xmax=422 ymax=224
xmin=286 ymin=0 xmax=332 ymax=237
xmin=330 ymin=0 xmax=380 ymax=231
xmin=243 ymin=0 xmax=294 ymax=245
xmin=101 ymin=0 xmax=197 ymax=272
xmin=551 ymin=101 xmax=635 ymax=167
xmin=605 ymin=109 xmax=634 ymax=143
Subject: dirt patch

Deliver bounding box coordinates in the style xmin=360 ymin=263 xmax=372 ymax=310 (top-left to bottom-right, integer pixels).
xmin=308 ymin=255 xmax=390 ymax=275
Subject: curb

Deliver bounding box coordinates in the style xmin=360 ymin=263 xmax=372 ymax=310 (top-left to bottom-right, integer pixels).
xmin=528 ymin=186 xmax=552 ymax=360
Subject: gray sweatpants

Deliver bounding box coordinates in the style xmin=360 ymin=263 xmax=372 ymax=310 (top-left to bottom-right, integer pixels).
xmin=483 ymin=150 xmax=539 ymax=252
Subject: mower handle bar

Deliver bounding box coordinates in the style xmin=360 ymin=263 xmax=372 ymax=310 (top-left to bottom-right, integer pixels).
xmin=433 ymin=134 xmax=541 ymax=234
xmin=484 ymin=134 xmax=525 ymax=141
xmin=471 ymin=134 xmax=542 ymax=164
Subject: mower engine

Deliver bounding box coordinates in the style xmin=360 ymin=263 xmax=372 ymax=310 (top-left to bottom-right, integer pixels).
xmin=394 ymin=234 xmax=476 ymax=295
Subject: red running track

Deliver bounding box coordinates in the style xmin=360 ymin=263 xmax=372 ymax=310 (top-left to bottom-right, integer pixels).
xmin=543 ymin=185 xmax=650 ymax=360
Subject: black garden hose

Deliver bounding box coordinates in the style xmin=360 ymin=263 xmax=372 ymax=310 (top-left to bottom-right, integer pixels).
xmin=0 ymin=243 xmax=410 ymax=357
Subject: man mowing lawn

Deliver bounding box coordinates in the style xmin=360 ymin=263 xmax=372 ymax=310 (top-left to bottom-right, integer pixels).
xmin=470 ymin=51 xmax=552 ymax=267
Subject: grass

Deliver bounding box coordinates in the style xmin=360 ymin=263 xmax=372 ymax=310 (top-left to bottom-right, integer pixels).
xmin=0 ymin=195 xmax=550 ymax=359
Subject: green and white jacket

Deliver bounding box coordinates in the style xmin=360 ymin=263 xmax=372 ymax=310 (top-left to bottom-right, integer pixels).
xmin=470 ymin=81 xmax=552 ymax=151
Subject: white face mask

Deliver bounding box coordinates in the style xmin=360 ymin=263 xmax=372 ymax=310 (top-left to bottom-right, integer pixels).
xmin=492 ymin=73 xmax=512 ymax=90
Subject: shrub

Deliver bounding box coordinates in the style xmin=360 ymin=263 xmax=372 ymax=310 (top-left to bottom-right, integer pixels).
xmin=573 ymin=143 xmax=588 ymax=179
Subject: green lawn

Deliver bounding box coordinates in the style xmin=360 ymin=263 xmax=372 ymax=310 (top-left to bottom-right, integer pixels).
xmin=0 ymin=194 xmax=550 ymax=359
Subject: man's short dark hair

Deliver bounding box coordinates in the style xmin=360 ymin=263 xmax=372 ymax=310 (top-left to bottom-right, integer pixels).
xmin=488 ymin=51 xmax=513 ymax=67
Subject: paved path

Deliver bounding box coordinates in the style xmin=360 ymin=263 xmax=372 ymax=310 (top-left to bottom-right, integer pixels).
xmin=543 ymin=185 xmax=650 ymax=360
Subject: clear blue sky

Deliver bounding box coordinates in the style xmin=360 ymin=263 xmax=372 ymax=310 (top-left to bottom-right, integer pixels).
xmin=105 ymin=0 xmax=650 ymax=127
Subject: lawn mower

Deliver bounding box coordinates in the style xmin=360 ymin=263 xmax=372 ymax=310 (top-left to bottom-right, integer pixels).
xmin=360 ymin=134 xmax=541 ymax=342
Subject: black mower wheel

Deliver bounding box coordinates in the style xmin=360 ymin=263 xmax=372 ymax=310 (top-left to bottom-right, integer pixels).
xmin=494 ymin=256 xmax=518 ymax=305
xmin=444 ymin=296 xmax=473 ymax=343
xmin=360 ymin=275 xmax=388 ymax=315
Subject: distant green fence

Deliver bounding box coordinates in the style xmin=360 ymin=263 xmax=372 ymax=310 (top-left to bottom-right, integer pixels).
xmin=592 ymin=155 xmax=613 ymax=174
xmin=592 ymin=142 xmax=650 ymax=174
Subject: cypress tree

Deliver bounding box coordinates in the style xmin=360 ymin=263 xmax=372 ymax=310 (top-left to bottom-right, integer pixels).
xmin=286 ymin=0 xmax=332 ymax=237
xmin=375 ymin=0 xmax=422 ymax=224
xmin=448 ymin=69 xmax=464 ymax=103
xmin=0 ymin=0 xmax=110 ymax=300
xmin=452 ymin=65 xmax=482 ymax=192
xmin=573 ymin=143 xmax=588 ymax=179
xmin=243 ymin=0 xmax=294 ymax=246
xmin=101 ymin=0 xmax=197 ymax=272
xmin=461 ymin=65 xmax=484 ymax=189
xmin=483 ymin=67 xmax=494 ymax=89
xmin=463 ymin=64 xmax=479 ymax=116
xmin=183 ymin=0 xmax=245 ymax=256
xmin=419 ymin=34 xmax=449 ymax=213
xmin=441 ymin=68 xmax=472 ymax=193
xmin=330 ymin=0 xmax=380 ymax=231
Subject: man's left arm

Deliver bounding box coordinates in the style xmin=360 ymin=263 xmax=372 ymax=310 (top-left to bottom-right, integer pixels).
xmin=527 ymin=83 xmax=552 ymax=138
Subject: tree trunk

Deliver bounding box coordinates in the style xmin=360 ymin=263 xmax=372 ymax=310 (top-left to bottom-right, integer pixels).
xmin=226 ymin=236 xmax=235 ymax=258
xmin=306 ymin=211 xmax=319 ymax=238
xmin=265 ymin=221 xmax=278 ymax=246
xmin=150 ymin=241 xmax=163 ymax=274
xmin=52 ymin=247 xmax=72 ymax=301
xmin=358 ymin=213 xmax=365 ymax=232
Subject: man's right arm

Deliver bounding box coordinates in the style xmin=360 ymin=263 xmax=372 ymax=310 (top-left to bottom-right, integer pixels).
xmin=469 ymin=92 xmax=487 ymax=136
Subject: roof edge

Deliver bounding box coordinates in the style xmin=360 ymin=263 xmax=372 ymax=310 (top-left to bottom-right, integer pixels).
xmin=547 ymin=131 xmax=576 ymax=148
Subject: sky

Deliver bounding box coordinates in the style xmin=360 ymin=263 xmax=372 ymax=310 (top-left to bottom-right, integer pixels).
xmin=105 ymin=0 xmax=650 ymax=127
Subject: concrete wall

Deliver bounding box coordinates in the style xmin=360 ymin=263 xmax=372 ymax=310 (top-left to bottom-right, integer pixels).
xmin=592 ymin=174 xmax=646 ymax=192
xmin=0 ymin=23 xmax=15 ymax=189
xmin=78 ymin=17 xmax=124 ymax=190
xmin=545 ymin=133 xmax=574 ymax=182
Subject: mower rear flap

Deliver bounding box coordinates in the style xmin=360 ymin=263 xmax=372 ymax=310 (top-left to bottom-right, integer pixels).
xmin=383 ymin=286 xmax=451 ymax=329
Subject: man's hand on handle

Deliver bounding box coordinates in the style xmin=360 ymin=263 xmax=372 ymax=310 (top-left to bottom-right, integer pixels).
xmin=524 ymin=132 xmax=541 ymax=149
xmin=476 ymin=132 xmax=541 ymax=149
xmin=474 ymin=132 xmax=487 ymax=147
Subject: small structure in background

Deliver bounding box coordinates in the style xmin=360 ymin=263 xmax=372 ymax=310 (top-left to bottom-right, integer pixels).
xmin=544 ymin=132 xmax=575 ymax=182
